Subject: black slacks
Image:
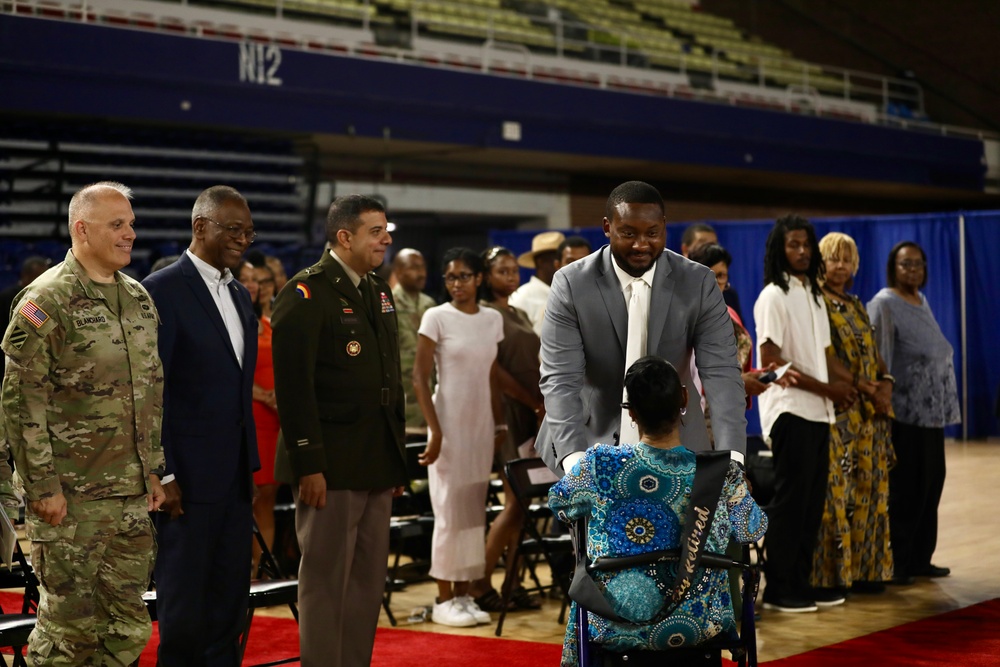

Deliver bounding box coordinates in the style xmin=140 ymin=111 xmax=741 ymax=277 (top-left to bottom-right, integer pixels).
xmin=763 ymin=413 xmax=830 ymax=600
xmin=889 ymin=420 xmax=946 ymax=576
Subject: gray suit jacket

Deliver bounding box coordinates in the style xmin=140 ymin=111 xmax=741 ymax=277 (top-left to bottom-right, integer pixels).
xmin=536 ymin=246 xmax=746 ymax=473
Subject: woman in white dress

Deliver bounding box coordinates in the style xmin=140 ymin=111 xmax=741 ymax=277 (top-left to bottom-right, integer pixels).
xmin=413 ymin=247 xmax=506 ymax=628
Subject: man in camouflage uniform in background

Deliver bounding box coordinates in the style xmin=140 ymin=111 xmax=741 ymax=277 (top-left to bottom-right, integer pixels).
xmin=0 ymin=181 xmax=166 ymax=666
xmin=390 ymin=248 xmax=435 ymax=429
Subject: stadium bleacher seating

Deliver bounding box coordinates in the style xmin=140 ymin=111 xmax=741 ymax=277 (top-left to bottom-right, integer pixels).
xmin=0 ymin=116 xmax=310 ymax=275
xmin=5 ymin=0 xmax=917 ymax=122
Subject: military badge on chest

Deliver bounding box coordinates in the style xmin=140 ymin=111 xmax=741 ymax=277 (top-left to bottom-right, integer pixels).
xmin=346 ymin=340 xmax=361 ymax=357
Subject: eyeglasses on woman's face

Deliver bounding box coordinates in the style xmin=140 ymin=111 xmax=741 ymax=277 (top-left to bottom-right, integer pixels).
xmin=443 ymin=272 xmax=476 ymax=285
xmin=897 ymin=260 xmax=926 ymax=271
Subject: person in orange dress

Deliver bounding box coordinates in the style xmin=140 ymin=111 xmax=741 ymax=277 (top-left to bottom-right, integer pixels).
xmin=242 ymin=261 xmax=280 ymax=573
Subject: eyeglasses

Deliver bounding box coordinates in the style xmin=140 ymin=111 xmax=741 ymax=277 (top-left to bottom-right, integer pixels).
xmin=897 ymin=260 xmax=926 ymax=270
xmin=205 ymin=217 xmax=257 ymax=244
xmin=443 ymin=272 xmax=476 ymax=285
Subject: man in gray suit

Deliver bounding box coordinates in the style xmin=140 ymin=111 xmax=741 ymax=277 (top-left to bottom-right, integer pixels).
xmin=537 ymin=181 xmax=747 ymax=474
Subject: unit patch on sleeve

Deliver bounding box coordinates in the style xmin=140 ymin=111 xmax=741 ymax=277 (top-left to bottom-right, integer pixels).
xmin=7 ymin=327 xmax=29 ymax=350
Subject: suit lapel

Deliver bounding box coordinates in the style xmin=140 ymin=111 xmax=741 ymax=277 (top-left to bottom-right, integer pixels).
xmin=596 ymin=248 xmax=628 ymax=355
xmin=647 ymin=252 xmax=675 ymax=354
xmin=180 ymin=254 xmax=240 ymax=366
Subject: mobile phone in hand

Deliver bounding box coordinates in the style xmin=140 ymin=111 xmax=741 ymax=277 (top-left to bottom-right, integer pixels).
xmin=759 ymin=362 xmax=793 ymax=385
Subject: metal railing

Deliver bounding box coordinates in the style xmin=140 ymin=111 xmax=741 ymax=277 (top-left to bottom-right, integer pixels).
xmin=6 ymin=0 xmax=997 ymax=141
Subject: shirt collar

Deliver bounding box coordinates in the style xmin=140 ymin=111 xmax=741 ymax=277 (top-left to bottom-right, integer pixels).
xmin=186 ymin=249 xmax=234 ymax=288
xmin=329 ymin=248 xmax=364 ymax=288
xmin=785 ymin=272 xmax=811 ymax=288
xmin=611 ymin=254 xmax=656 ymax=292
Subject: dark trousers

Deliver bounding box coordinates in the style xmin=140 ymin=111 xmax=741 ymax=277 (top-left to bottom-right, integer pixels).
xmin=889 ymin=421 xmax=946 ymax=575
xmin=154 ymin=487 xmax=253 ymax=667
xmin=764 ymin=413 xmax=830 ymax=600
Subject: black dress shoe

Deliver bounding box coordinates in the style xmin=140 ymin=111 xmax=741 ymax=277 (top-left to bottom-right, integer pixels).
xmin=889 ymin=574 xmax=916 ymax=585
xmin=912 ymin=564 xmax=951 ymax=577
xmin=851 ymin=581 xmax=887 ymax=594
xmin=808 ymin=588 xmax=847 ymax=607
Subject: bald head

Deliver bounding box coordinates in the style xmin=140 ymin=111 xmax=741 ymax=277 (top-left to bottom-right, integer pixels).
xmin=67 ymin=181 xmax=133 ymax=239
xmin=392 ymin=248 xmax=422 ymax=271
xmin=392 ymin=248 xmax=427 ymax=294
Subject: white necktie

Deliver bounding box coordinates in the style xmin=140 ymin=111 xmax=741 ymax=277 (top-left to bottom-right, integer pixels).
xmin=620 ymin=277 xmax=648 ymax=445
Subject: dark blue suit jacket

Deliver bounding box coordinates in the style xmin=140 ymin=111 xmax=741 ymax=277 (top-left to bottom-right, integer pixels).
xmin=143 ymin=252 xmax=260 ymax=503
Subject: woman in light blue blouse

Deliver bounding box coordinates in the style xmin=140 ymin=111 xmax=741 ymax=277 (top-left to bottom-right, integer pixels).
xmin=867 ymin=241 xmax=960 ymax=584
xmin=549 ymin=356 xmax=767 ymax=666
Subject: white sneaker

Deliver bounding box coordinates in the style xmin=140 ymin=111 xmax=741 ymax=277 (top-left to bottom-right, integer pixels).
xmin=456 ymin=595 xmax=491 ymax=624
xmin=431 ymin=598 xmax=477 ymax=627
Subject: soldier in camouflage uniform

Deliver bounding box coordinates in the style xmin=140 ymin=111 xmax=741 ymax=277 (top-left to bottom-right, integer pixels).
xmin=0 ymin=181 xmax=166 ymax=667
xmin=390 ymin=249 xmax=435 ymax=429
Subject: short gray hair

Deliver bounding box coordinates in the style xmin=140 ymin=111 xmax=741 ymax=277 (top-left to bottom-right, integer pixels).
xmin=191 ymin=185 xmax=247 ymax=224
xmin=67 ymin=181 xmax=133 ymax=236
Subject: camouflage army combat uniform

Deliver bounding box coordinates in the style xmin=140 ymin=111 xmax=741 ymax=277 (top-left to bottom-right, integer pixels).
xmin=390 ymin=284 xmax=434 ymax=428
xmin=0 ymin=250 xmax=164 ymax=667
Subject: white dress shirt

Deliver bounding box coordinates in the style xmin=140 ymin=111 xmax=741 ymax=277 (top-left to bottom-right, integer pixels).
xmin=611 ymin=259 xmax=656 ymax=346
xmin=186 ymin=249 xmax=245 ymax=368
xmin=509 ymin=276 xmax=551 ymax=336
xmin=754 ymin=273 xmax=835 ymax=443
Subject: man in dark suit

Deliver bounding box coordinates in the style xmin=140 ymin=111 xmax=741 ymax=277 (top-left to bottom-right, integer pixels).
xmin=142 ymin=185 xmax=260 ymax=667
xmin=537 ymin=181 xmax=747 ymax=474
xmin=271 ymin=194 xmax=407 ymax=667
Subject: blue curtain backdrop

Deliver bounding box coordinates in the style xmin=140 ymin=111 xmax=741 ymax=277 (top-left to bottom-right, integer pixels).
xmin=491 ymin=210 xmax=997 ymax=439
xmin=962 ymin=212 xmax=1000 ymax=438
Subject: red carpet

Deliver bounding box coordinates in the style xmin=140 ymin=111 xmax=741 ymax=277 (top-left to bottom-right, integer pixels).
xmin=3 ymin=591 xmax=998 ymax=665
xmin=766 ymin=598 xmax=1000 ymax=667
xmin=137 ymin=617 xmax=561 ymax=666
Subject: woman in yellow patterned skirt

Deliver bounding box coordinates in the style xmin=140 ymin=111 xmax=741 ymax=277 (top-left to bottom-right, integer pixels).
xmin=813 ymin=232 xmax=896 ymax=593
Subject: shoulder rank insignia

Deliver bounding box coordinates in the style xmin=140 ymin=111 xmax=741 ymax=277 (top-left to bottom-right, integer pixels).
xmin=19 ymin=300 xmax=49 ymax=328
xmin=295 ymin=283 xmax=312 ymax=299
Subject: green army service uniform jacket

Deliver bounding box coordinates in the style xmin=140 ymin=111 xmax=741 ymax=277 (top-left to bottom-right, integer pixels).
xmin=271 ymin=252 xmax=407 ymax=490
xmin=0 ymin=251 xmax=165 ymax=523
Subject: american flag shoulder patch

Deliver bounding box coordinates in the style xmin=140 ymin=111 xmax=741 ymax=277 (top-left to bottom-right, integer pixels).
xmin=19 ymin=300 xmax=50 ymax=329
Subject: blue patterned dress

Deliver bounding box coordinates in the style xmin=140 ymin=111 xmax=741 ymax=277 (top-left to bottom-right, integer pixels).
xmin=549 ymin=444 xmax=767 ymax=666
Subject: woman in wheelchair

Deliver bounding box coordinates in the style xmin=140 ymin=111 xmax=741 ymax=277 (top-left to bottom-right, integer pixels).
xmin=549 ymin=356 xmax=768 ymax=666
